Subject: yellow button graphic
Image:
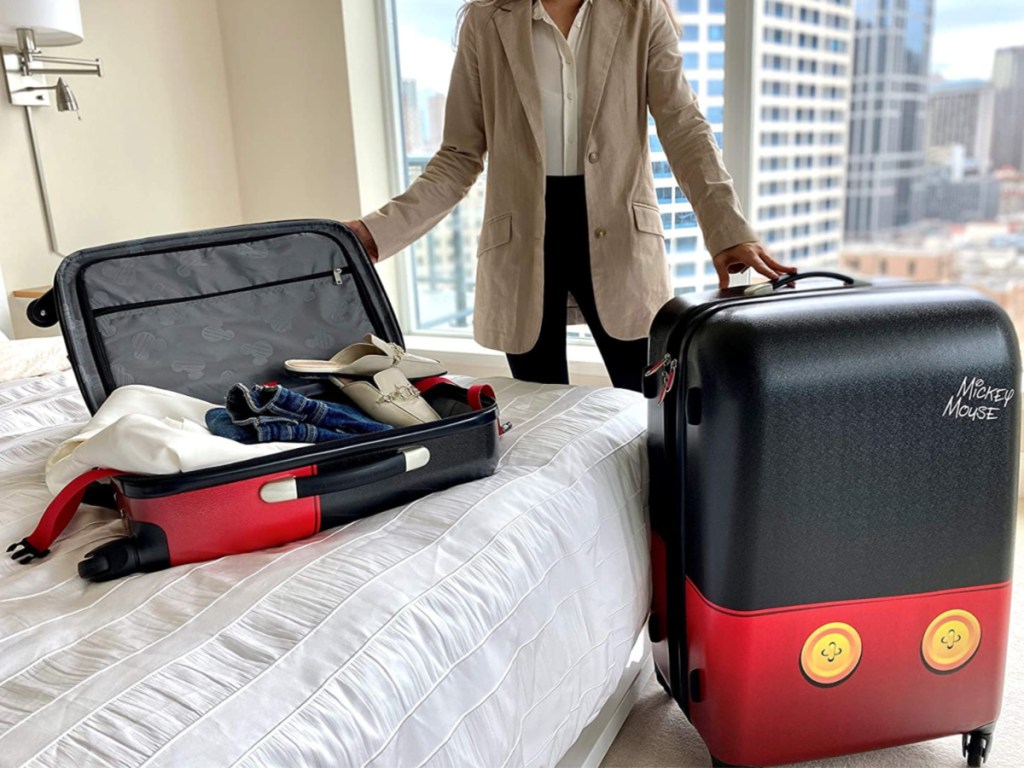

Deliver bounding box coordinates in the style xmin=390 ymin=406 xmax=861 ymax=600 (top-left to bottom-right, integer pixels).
xmin=800 ymin=622 xmax=862 ymax=687
xmin=922 ymin=609 xmax=981 ymax=673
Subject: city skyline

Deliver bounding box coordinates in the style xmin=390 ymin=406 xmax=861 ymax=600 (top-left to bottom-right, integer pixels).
xmin=392 ymin=0 xmax=1023 ymax=332
xmin=395 ymin=0 xmax=1023 ymax=101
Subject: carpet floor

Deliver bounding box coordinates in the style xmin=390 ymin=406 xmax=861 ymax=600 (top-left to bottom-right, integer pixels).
xmin=602 ymin=514 xmax=1024 ymax=768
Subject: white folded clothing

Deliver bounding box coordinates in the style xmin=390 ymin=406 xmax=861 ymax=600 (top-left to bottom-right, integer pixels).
xmin=46 ymin=384 xmax=310 ymax=494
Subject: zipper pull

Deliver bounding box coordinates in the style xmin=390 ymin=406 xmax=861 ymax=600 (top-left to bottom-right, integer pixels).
xmin=333 ymin=268 xmax=345 ymax=285
xmin=657 ymin=358 xmax=678 ymax=406
xmin=644 ymin=354 xmax=671 ymax=379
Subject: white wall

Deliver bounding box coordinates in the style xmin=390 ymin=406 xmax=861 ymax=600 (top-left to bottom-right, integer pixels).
xmin=0 ymin=0 xmax=243 ymax=332
xmin=217 ymin=0 xmax=359 ymax=224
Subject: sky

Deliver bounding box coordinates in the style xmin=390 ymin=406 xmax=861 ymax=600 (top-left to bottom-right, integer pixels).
xmin=931 ymin=0 xmax=1024 ymax=80
xmin=394 ymin=0 xmax=1024 ymax=93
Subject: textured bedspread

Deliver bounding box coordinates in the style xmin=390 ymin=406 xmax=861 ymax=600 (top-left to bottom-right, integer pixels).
xmin=0 ymin=372 xmax=649 ymax=768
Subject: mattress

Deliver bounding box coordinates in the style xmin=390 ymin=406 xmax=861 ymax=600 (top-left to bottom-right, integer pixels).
xmin=0 ymin=371 xmax=650 ymax=768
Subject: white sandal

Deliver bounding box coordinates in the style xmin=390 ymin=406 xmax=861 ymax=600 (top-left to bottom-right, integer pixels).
xmin=332 ymin=367 xmax=441 ymax=428
xmin=285 ymin=334 xmax=446 ymax=380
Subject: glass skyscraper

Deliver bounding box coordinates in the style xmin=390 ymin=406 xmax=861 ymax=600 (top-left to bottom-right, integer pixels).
xmin=845 ymin=0 xmax=934 ymax=238
xmin=657 ymin=0 xmax=853 ymax=296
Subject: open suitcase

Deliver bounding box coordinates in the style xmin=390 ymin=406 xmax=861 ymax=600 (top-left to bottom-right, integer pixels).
xmin=12 ymin=220 xmax=500 ymax=581
xmin=644 ymin=272 xmax=1019 ymax=767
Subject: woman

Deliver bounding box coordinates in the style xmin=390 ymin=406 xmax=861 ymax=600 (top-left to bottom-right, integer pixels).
xmin=345 ymin=0 xmax=794 ymax=391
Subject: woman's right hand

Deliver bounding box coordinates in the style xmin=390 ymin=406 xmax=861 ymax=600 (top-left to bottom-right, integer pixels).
xmin=344 ymin=219 xmax=380 ymax=264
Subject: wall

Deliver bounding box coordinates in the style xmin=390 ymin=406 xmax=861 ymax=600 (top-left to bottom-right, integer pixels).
xmin=0 ymin=0 xmax=243 ymax=334
xmin=217 ymin=0 xmax=358 ymax=223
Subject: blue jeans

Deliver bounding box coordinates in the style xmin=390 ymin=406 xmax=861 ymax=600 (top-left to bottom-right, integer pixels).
xmin=206 ymin=383 xmax=391 ymax=444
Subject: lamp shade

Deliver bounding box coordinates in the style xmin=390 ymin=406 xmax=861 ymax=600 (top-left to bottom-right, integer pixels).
xmin=0 ymin=0 xmax=83 ymax=47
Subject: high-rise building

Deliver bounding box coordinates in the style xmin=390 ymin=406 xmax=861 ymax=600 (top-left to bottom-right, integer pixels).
xmin=404 ymin=157 xmax=486 ymax=330
xmin=991 ymin=46 xmax=1024 ymax=172
xmin=845 ymin=0 xmax=934 ymax=238
xmin=752 ymin=0 xmax=853 ymax=270
xmin=656 ymin=0 xmax=854 ymax=296
xmin=400 ymin=78 xmax=423 ymax=155
xmin=926 ymin=80 xmax=995 ymax=173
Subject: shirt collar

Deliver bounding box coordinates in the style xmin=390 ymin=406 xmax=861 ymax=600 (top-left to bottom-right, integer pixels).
xmin=532 ymin=0 xmax=593 ymax=23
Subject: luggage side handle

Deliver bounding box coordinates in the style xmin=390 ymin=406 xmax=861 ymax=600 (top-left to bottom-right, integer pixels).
xmin=743 ymin=270 xmax=867 ymax=296
xmin=259 ymin=446 xmax=431 ymax=503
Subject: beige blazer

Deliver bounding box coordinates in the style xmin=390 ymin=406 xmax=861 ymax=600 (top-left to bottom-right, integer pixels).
xmin=363 ymin=0 xmax=758 ymax=354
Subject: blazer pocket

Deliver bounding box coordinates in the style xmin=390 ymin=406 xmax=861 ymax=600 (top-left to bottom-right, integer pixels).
xmin=478 ymin=213 xmax=512 ymax=255
xmin=632 ymin=202 xmax=664 ymax=237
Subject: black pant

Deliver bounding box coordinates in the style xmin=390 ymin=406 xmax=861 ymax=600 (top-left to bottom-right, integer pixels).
xmin=506 ymin=175 xmax=649 ymax=392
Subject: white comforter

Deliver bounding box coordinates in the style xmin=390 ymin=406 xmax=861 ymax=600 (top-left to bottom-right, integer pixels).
xmin=0 ymin=372 xmax=650 ymax=768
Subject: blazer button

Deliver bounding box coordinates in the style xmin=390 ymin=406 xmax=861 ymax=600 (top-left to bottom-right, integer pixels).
xmin=595 ymin=228 xmax=607 ymax=239
xmin=588 ymin=151 xmax=599 ymax=164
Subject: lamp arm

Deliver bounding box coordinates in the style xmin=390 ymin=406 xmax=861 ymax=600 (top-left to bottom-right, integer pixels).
xmin=24 ymin=58 xmax=103 ymax=77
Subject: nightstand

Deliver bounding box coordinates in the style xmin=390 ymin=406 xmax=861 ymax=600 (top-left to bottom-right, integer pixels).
xmin=10 ymin=286 xmax=61 ymax=339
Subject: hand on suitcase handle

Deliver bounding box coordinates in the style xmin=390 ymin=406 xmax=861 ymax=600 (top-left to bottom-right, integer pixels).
xmin=744 ymin=271 xmax=866 ymax=296
xmin=772 ymin=271 xmax=860 ymax=288
xmin=259 ymin=446 xmax=431 ymax=503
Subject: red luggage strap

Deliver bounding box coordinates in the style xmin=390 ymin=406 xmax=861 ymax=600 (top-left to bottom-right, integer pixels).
xmin=7 ymin=468 xmax=124 ymax=564
xmin=414 ymin=377 xmax=507 ymax=434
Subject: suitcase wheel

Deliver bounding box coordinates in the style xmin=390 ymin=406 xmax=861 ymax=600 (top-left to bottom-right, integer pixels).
xmin=27 ymin=293 xmax=58 ymax=328
xmin=962 ymin=724 xmax=995 ymax=767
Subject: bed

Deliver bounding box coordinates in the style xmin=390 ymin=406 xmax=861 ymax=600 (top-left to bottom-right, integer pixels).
xmin=0 ymin=367 xmax=651 ymax=767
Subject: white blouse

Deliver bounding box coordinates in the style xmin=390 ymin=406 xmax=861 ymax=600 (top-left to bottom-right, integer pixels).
xmin=531 ymin=0 xmax=594 ymax=176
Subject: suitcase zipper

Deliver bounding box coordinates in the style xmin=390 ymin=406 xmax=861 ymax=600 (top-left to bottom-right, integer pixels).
xmin=90 ymin=269 xmax=350 ymax=317
xmin=645 ymin=354 xmax=678 ymax=405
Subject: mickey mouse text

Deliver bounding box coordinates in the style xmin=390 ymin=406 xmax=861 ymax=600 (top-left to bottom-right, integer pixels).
xmin=942 ymin=376 xmax=1015 ymax=422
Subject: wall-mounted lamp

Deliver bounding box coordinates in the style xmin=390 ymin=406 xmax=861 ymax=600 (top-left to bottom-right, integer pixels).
xmin=0 ymin=0 xmax=104 ymax=257
xmin=1 ymin=1 xmax=102 ymax=111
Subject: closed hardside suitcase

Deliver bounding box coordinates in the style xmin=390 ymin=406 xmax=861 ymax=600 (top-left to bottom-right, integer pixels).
xmin=644 ymin=272 xmax=1020 ymax=767
xmin=11 ymin=220 xmax=500 ymax=581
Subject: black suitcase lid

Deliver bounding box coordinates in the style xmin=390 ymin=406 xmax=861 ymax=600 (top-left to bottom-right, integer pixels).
xmin=50 ymin=220 xmax=403 ymax=413
xmin=647 ymin=272 xmax=1021 ymax=611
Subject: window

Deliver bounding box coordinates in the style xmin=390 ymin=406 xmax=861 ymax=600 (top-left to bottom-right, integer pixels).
xmin=675 ymin=262 xmax=696 ymax=278
xmin=385 ymin=0 xmax=1022 ymax=349
xmin=675 ymin=211 xmax=698 ymax=228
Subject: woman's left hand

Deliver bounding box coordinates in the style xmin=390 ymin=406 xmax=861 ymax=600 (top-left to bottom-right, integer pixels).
xmin=712 ymin=242 xmax=797 ymax=290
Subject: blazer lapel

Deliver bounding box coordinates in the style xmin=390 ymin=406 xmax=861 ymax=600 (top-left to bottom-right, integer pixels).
xmin=581 ymin=0 xmax=625 ymax=149
xmin=493 ymin=2 xmax=545 ymax=162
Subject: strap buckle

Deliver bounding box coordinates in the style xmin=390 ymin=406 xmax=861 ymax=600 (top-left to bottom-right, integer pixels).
xmin=7 ymin=538 xmax=50 ymax=565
